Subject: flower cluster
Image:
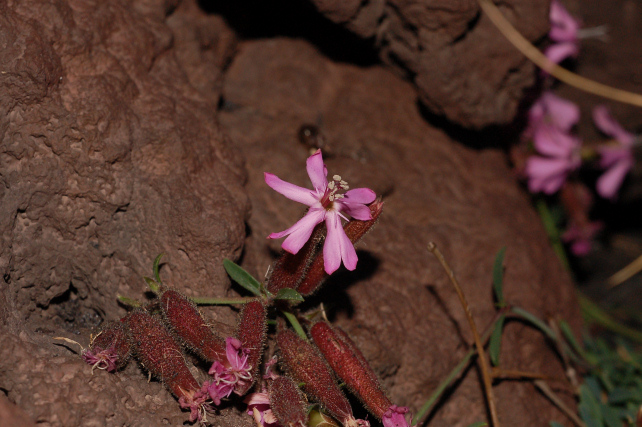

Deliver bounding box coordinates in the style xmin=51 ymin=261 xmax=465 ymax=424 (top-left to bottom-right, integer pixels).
xmin=207 ymin=337 xmax=253 ymax=405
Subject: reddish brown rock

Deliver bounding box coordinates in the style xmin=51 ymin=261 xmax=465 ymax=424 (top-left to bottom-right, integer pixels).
xmin=220 ymin=38 xmax=579 ymax=426
xmin=308 ymin=0 xmax=550 ymax=128
xmin=0 ymin=0 xmax=249 ymax=425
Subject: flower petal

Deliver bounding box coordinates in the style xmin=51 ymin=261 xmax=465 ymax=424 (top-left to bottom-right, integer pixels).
xmin=549 ymin=0 xmax=580 ymax=42
xmin=306 ymin=149 xmax=328 ymax=193
xmin=323 ymin=213 xmax=358 ymax=274
xmin=343 ymin=188 xmax=376 ymax=204
xmin=264 ymin=173 xmax=318 ymax=206
xmin=541 ymin=92 xmax=580 ymax=131
xmin=275 ymin=209 xmax=326 ymax=254
xmin=533 ymin=124 xmax=579 ymax=158
xmin=592 ymin=105 xmax=635 ymax=145
xmin=525 ymin=156 xmax=571 ymax=194
xmin=339 ymin=202 xmax=372 ymax=221
xmin=596 ymin=158 xmax=633 ymax=199
xmin=544 ymin=42 xmax=579 ymax=65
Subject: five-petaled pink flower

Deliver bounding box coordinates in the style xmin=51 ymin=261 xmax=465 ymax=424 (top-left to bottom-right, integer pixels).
xmin=524 ymin=93 xmax=582 ymax=194
xmin=82 ymin=346 xmax=119 ymax=372
xmin=207 ymin=337 xmax=252 ymax=405
xmin=545 ymin=0 xmax=581 ymax=65
xmin=593 ymin=105 xmax=637 ymax=200
xmin=265 ymin=149 xmax=376 ymax=274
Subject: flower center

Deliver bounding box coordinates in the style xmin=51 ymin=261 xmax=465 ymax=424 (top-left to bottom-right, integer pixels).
xmin=320 ymin=175 xmax=349 ymax=210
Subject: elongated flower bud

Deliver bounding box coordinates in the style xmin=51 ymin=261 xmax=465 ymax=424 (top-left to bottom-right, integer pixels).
xmin=269 ymin=376 xmax=308 ymax=427
xmin=82 ymin=320 xmax=131 ymax=372
xmin=125 ymin=310 xmax=210 ymax=422
xmin=267 ymin=224 xmax=324 ymax=294
xmin=159 ymin=289 xmax=227 ymax=363
xmin=277 ymin=329 xmax=365 ymax=427
xmin=310 ymin=321 xmax=409 ymax=427
xmin=297 ymin=200 xmax=383 ymax=296
xmin=235 ymin=300 xmax=268 ymax=395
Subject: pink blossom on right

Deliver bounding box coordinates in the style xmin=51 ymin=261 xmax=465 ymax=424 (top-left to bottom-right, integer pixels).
xmin=545 ymin=0 xmax=581 ymax=64
xmin=593 ymin=105 xmax=637 ymax=199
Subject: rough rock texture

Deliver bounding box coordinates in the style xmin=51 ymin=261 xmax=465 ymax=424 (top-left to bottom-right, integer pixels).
xmin=220 ymin=38 xmax=579 ymax=426
xmin=0 ymin=0 xmax=583 ymax=425
xmin=0 ymin=0 xmax=250 ymax=425
xmin=308 ymin=0 xmax=550 ymax=128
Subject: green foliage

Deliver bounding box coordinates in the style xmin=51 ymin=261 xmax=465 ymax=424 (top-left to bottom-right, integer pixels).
xmin=488 ymin=314 xmax=506 ymax=366
xmin=578 ymin=336 xmax=642 ymax=427
xmin=152 ymin=253 xmax=164 ymax=284
xmin=466 ymin=422 xmax=487 ymax=427
xmin=274 ymin=288 xmax=305 ymax=302
xmin=223 ymin=259 xmax=263 ymax=296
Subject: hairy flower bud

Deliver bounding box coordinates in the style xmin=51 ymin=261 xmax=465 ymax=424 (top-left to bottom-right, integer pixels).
xmin=310 ymin=321 xmax=409 ymax=427
xmin=125 ymin=310 xmax=210 ymax=422
xmin=277 ymin=328 xmax=365 ymax=427
xmin=269 ymin=376 xmax=308 ymax=427
xmin=235 ymin=300 xmax=268 ymax=395
xmin=297 ymin=200 xmax=383 ymax=296
xmin=267 ymin=224 xmax=324 ymax=294
xmin=159 ymin=289 xmax=227 ymax=364
xmin=82 ymin=320 xmax=131 ymax=372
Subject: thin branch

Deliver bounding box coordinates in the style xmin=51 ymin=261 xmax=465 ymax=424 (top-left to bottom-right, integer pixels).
xmin=477 ymin=0 xmax=642 ymax=108
xmin=428 ymin=242 xmax=500 ymax=427
xmin=534 ymin=380 xmax=586 ymax=427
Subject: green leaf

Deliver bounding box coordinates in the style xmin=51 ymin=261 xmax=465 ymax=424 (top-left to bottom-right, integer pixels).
xmin=549 ymin=422 xmax=564 ymax=427
xmin=492 ymin=246 xmax=506 ymax=306
xmin=274 ymin=288 xmax=304 ymax=302
xmin=466 ymin=423 xmax=487 ymax=427
xmin=511 ymin=307 xmax=556 ymax=340
xmin=559 ymin=319 xmax=593 ymax=364
xmin=144 ymin=276 xmax=160 ymax=293
xmin=489 ymin=314 xmax=506 ymax=366
xmin=117 ymin=294 xmax=143 ymax=308
xmin=152 ymin=253 xmax=164 ymax=284
xmin=579 ymin=383 xmax=604 ymax=427
xmin=223 ymin=259 xmax=262 ymax=296
xmin=282 ymin=311 xmax=308 ymax=341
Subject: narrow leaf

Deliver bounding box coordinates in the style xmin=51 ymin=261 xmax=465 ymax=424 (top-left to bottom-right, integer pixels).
xmin=223 ymin=259 xmax=262 ymax=296
xmin=511 ymin=307 xmax=556 ymax=340
xmin=275 ymin=288 xmax=304 ymax=302
xmin=144 ymin=276 xmax=160 ymax=293
xmin=492 ymin=246 xmax=506 ymax=306
xmin=152 ymin=253 xmax=164 ymax=284
xmin=282 ymin=311 xmax=308 ymax=341
xmin=489 ymin=314 xmax=506 ymax=366
xmin=466 ymin=423 xmax=487 ymax=427
xmin=117 ymin=294 xmax=143 ymax=308
xmin=549 ymin=422 xmax=564 ymax=427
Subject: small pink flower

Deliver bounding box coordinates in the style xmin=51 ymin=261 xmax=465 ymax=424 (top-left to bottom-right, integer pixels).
xmin=593 ymin=106 xmax=636 ymax=199
xmin=562 ymin=221 xmax=602 ymax=256
xmin=545 ymin=0 xmax=580 ymax=64
xmin=245 ymin=390 xmax=279 ymax=427
xmin=265 ymin=149 xmax=376 ymax=274
xmin=527 ymin=92 xmax=580 ymax=134
xmin=81 ymin=346 xmax=119 ymax=372
xmin=178 ymin=385 xmax=213 ymax=423
xmin=525 ymin=123 xmax=582 ymax=194
xmin=207 ymin=337 xmax=252 ymax=405
xmin=382 ymin=405 xmax=411 ymax=427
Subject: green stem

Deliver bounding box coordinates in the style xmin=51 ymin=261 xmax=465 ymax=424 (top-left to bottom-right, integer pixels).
xmin=283 ymin=310 xmax=308 ymax=341
xmin=191 ymin=296 xmax=257 ymax=305
xmin=535 ymin=199 xmax=571 ymax=272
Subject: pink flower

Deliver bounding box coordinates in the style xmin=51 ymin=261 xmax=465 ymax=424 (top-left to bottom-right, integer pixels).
xmin=207 ymin=337 xmax=252 ymax=405
xmin=382 ymin=405 xmax=411 ymax=427
xmin=527 ymin=92 xmax=580 ymax=134
xmin=593 ymin=106 xmax=636 ymax=199
xmin=562 ymin=221 xmax=602 ymax=256
xmin=178 ymin=385 xmax=212 ymax=423
xmin=82 ymin=346 xmax=119 ymax=372
xmin=545 ymin=0 xmax=580 ymax=64
xmin=525 ymin=123 xmax=582 ymax=194
xmin=265 ymin=149 xmax=376 ymax=274
xmin=245 ymin=390 xmax=279 ymax=427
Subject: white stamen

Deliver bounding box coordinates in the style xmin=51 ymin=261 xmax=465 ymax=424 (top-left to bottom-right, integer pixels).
xmin=327 ymin=181 xmax=335 ymax=189
xmin=333 ymin=175 xmax=341 ymax=181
